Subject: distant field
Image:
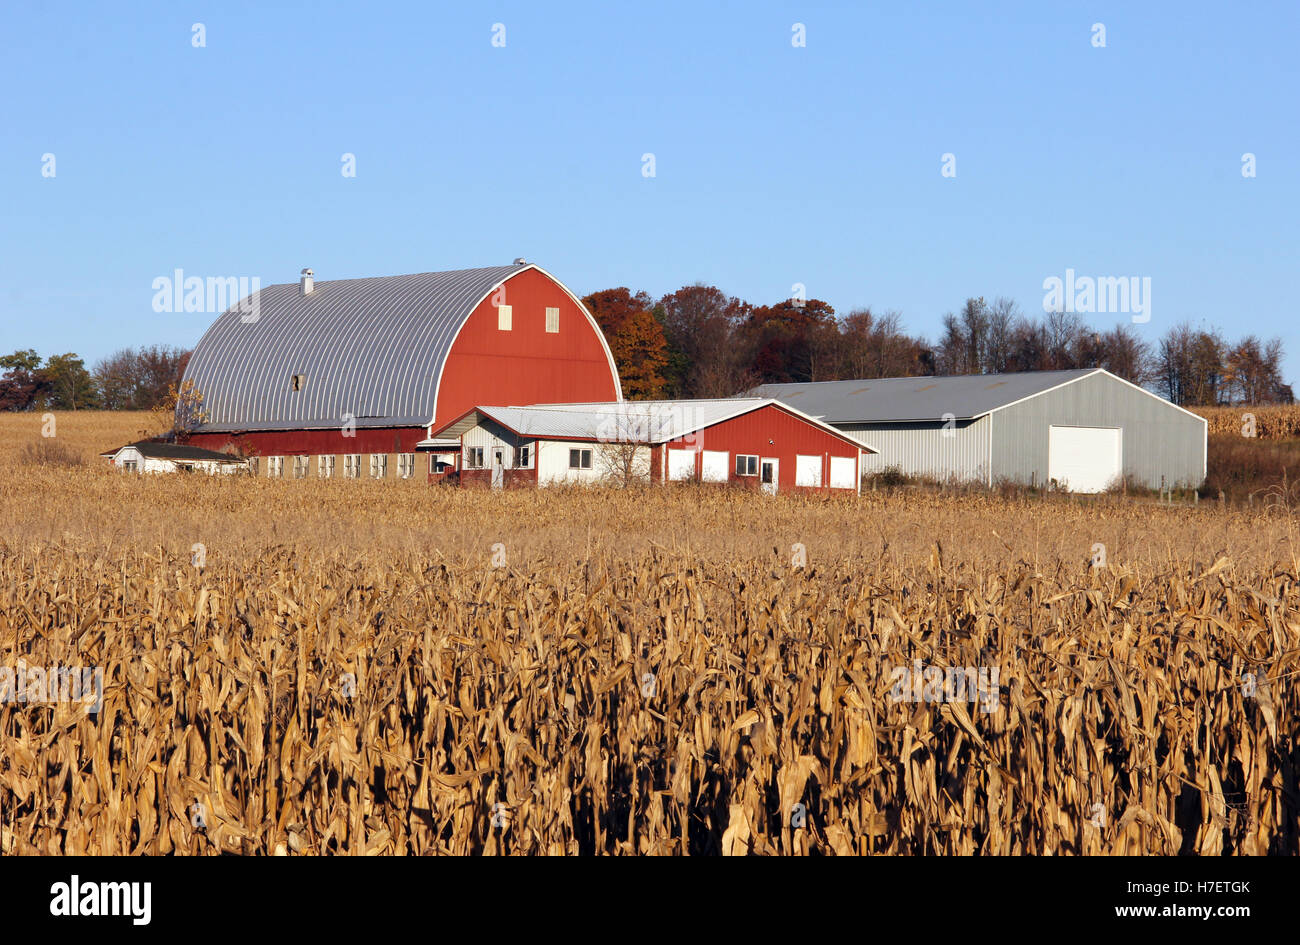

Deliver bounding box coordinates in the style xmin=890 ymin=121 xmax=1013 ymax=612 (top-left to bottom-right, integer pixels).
xmin=1191 ymin=404 xmax=1300 ymax=440
xmin=1 ymin=419 xmax=1297 ymax=854
xmin=0 ymin=410 xmax=152 ymax=464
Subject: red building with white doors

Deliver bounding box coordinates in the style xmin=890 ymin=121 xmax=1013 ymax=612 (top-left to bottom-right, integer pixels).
xmin=427 ymin=398 xmax=874 ymax=492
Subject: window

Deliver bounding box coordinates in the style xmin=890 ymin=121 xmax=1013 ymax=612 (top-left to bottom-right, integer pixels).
xmin=516 ymin=444 xmax=531 ymax=468
xmin=735 ymin=454 xmax=759 ymax=476
xmin=466 ymin=447 xmax=484 ymax=468
xmin=318 ymin=455 xmax=335 ymax=478
xmin=370 ymin=454 xmax=387 ymax=478
xmin=343 ymin=454 xmax=361 ymax=479
xmin=292 ymin=455 xmax=310 ymax=479
xmin=290 ymin=374 xmax=306 ymax=392
xmin=497 ymin=304 xmax=512 ymax=331
xmin=568 ymin=448 xmax=592 ymax=470
xmin=398 ymin=453 xmax=415 ymax=479
xmin=123 ymin=460 xmax=138 ymax=473
xmin=267 ymin=456 xmax=284 ymax=478
xmin=545 ymin=306 xmax=559 ymax=333
xmin=248 ymin=457 xmax=260 ymax=476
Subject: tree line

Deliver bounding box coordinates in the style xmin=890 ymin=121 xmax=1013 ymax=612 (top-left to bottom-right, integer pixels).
xmin=582 ymin=287 xmax=1294 ymax=406
xmin=0 ymin=346 xmax=191 ymax=411
xmin=3 ymin=292 xmax=1290 ymax=412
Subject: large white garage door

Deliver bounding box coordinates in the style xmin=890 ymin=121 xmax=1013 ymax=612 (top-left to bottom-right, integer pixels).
xmin=1048 ymin=426 xmax=1121 ymax=493
xmin=701 ymin=450 xmax=729 ymax=482
xmin=667 ymin=449 xmax=696 ymax=481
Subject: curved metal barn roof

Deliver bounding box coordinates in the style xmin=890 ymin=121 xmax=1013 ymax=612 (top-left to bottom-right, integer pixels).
xmin=183 ymin=264 xmax=527 ymax=431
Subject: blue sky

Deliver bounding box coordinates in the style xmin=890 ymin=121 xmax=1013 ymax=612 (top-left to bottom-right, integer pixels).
xmin=3 ymin=1 xmax=1297 ymax=383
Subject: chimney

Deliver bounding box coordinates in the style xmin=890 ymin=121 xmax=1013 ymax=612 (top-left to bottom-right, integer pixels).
xmin=300 ymin=267 xmax=314 ymax=295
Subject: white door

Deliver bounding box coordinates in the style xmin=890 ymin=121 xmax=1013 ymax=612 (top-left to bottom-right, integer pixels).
xmin=829 ymin=455 xmax=856 ymax=490
xmin=491 ymin=448 xmax=504 ymax=489
xmin=795 ymin=454 xmax=822 ymax=487
xmin=760 ymin=458 xmax=778 ymax=495
xmin=667 ymin=449 xmax=695 ymax=481
xmin=700 ymin=450 xmax=729 ymax=482
xmin=1048 ymin=426 xmax=1121 ymax=493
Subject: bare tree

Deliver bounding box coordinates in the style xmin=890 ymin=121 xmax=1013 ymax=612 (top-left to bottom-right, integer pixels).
xmin=595 ymin=441 xmax=650 ymax=487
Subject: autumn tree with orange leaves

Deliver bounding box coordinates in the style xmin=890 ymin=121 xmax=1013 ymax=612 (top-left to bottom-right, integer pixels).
xmin=582 ymin=288 xmax=671 ymax=399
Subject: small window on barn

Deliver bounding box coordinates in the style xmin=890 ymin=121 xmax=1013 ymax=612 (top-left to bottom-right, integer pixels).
xmin=370 ymin=454 xmax=387 ymax=478
xmin=735 ymin=454 xmax=759 ymax=476
xmin=343 ymin=454 xmax=361 ymax=479
xmin=398 ymin=453 xmax=415 ymax=479
xmin=517 ymin=444 xmax=532 ymax=468
xmin=123 ymin=459 xmax=138 ymax=473
xmin=569 ymin=448 xmax=592 ymax=470
xmin=267 ymin=456 xmax=284 ymax=478
xmin=466 ymin=447 xmax=484 ymax=468
xmin=545 ymin=307 xmax=559 ymax=333
xmin=318 ymin=455 xmax=335 ymax=478
xmin=292 ymin=455 xmax=309 ymax=479
xmin=498 ymin=304 xmax=512 ymax=331
xmin=290 ymin=374 xmax=306 ymax=392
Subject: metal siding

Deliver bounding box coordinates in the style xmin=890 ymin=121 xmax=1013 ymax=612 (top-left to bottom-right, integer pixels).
xmin=433 ymin=267 xmax=624 ymax=428
xmin=991 ymin=371 xmax=1206 ymax=489
xmin=536 ymin=440 xmax=647 ymax=485
xmin=462 ymin=419 xmax=525 ymax=469
xmin=840 ymin=417 xmax=991 ymax=482
xmin=673 ymin=403 xmax=860 ymax=491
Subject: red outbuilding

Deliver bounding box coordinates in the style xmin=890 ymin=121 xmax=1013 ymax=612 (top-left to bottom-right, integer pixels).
xmin=426 ymin=398 xmax=876 ymax=492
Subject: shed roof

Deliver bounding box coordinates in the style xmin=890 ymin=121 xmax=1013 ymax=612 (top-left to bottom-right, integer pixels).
xmin=183 ymin=263 xmax=533 ymax=432
xmin=101 ymin=441 xmax=247 ymax=462
xmin=427 ymin=398 xmax=873 ymax=450
xmin=746 ymin=369 xmax=1104 ymax=422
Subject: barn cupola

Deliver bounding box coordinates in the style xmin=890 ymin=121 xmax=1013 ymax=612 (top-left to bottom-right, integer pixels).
xmin=300 ymin=267 xmax=315 ymax=296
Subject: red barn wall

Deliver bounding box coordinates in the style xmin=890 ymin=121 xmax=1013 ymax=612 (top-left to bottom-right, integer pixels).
xmin=188 ymin=426 xmax=425 ymax=455
xmin=663 ymin=404 xmax=860 ymax=491
xmin=434 ymin=267 xmax=621 ymax=429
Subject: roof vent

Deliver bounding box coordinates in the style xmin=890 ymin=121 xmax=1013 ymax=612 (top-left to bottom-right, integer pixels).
xmin=300 ymin=268 xmax=314 ymax=296
xmin=513 ymin=257 xmax=527 ymax=265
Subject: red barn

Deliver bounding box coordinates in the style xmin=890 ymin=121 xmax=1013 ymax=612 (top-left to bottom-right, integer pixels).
xmin=428 ymin=398 xmax=875 ymax=492
xmin=182 ymin=261 xmax=622 ymax=480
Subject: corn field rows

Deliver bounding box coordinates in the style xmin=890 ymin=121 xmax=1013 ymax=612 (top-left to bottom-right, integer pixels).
xmin=2 ymin=539 xmax=1296 ymax=855
xmin=1192 ymin=404 xmax=1300 ymax=440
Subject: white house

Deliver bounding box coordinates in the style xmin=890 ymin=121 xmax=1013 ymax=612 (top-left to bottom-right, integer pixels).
xmin=100 ymin=441 xmax=249 ymax=475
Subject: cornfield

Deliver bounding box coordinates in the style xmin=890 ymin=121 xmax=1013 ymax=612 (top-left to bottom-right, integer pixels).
xmin=1 ymin=412 xmax=1298 ymax=854
xmin=1192 ymin=404 xmax=1300 ymax=440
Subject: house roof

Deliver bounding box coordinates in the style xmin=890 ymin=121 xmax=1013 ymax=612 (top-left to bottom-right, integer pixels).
xmin=183 ymin=263 xmax=536 ymax=433
xmin=101 ymin=441 xmax=247 ymax=462
xmin=745 ymin=369 xmax=1105 ymax=422
xmin=425 ymin=398 xmax=874 ymax=450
